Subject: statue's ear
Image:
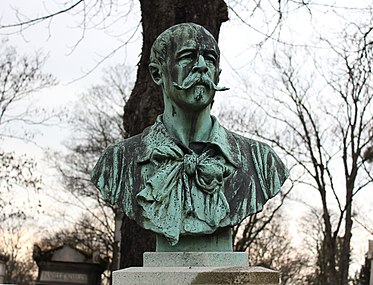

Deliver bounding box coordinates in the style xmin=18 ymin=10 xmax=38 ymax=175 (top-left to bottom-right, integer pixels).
xmin=149 ymin=63 xmax=163 ymax=85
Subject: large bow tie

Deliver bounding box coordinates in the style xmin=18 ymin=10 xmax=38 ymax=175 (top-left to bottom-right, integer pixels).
xmin=136 ymin=143 xmax=232 ymax=245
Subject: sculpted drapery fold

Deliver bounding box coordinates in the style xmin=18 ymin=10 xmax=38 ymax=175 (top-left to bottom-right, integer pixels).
xmin=136 ymin=116 xmax=235 ymax=245
xmin=92 ymin=116 xmax=288 ymax=245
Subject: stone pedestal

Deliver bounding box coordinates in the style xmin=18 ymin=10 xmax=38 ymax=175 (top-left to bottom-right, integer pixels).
xmin=113 ymin=252 xmax=279 ymax=285
xmin=113 ymin=266 xmax=278 ymax=285
xmin=144 ymin=252 xmax=248 ymax=267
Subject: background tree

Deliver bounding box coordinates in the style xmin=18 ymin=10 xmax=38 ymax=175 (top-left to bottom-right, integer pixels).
xmin=234 ymin=204 xmax=311 ymax=285
xmin=0 ymin=217 xmax=37 ymax=285
xmin=352 ymin=256 xmax=371 ymax=285
xmin=53 ymin=64 xmax=132 ymax=273
xmin=0 ymin=40 xmax=56 ymax=220
xmin=0 ymin=152 xmax=41 ymax=221
xmin=0 ymin=41 xmax=56 ymax=283
xmin=0 ymin=40 xmax=57 ymax=139
xmin=245 ymin=24 xmax=373 ymax=285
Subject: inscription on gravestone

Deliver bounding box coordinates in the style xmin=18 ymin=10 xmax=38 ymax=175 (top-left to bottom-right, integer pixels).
xmin=33 ymin=244 xmax=106 ymax=285
xmin=40 ymin=271 xmax=88 ymax=284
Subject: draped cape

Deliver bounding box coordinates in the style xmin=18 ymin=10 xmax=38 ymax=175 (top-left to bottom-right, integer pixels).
xmin=91 ymin=116 xmax=288 ymax=245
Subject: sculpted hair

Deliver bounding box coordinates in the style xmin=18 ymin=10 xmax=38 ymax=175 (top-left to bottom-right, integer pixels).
xmin=149 ymin=23 xmax=219 ymax=66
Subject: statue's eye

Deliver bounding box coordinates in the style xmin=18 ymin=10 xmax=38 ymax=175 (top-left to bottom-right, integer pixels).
xmin=202 ymin=50 xmax=218 ymax=65
xmin=205 ymin=54 xmax=217 ymax=65
xmin=178 ymin=52 xmax=194 ymax=63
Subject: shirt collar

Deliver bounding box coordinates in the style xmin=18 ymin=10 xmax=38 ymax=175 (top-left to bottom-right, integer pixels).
xmin=138 ymin=115 xmax=241 ymax=168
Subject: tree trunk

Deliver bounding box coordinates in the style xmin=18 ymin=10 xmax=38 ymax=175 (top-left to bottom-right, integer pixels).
xmin=340 ymin=177 xmax=355 ymax=285
xmin=322 ymin=204 xmax=339 ymax=285
xmin=120 ymin=0 xmax=229 ymax=268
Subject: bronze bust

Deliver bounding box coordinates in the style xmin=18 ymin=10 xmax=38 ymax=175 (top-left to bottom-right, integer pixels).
xmin=92 ymin=23 xmax=288 ymax=246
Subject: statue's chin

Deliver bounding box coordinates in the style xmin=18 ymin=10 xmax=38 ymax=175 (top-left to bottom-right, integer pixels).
xmin=193 ymin=85 xmax=207 ymax=102
xmin=169 ymin=85 xmax=214 ymax=111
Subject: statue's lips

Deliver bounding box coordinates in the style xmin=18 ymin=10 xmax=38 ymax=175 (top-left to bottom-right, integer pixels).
xmin=193 ymin=83 xmax=208 ymax=89
xmin=193 ymin=85 xmax=208 ymax=101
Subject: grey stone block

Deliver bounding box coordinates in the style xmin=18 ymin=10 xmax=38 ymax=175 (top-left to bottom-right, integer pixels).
xmin=144 ymin=252 xmax=248 ymax=267
xmin=113 ymin=266 xmax=279 ymax=285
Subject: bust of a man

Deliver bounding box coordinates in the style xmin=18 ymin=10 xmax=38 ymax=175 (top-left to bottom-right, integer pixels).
xmin=92 ymin=23 xmax=288 ymax=246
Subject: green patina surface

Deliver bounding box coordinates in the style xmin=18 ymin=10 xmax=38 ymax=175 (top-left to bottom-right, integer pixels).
xmin=156 ymin=228 xmax=232 ymax=252
xmin=91 ymin=23 xmax=289 ymax=249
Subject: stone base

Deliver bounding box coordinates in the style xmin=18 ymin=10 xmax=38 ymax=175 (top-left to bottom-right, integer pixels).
xmin=144 ymin=252 xmax=248 ymax=267
xmin=113 ymin=266 xmax=279 ymax=285
xmin=113 ymin=251 xmax=279 ymax=285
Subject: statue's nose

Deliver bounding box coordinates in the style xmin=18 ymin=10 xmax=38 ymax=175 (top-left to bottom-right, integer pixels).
xmin=192 ymin=55 xmax=208 ymax=73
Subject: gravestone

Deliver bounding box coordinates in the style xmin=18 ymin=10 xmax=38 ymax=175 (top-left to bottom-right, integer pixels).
xmin=92 ymin=23 xmax=288 ymax=285
xmin=33 ymin=244 xmax=106 ymax=285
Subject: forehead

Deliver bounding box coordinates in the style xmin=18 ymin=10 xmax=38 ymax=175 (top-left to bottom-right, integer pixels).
xmin=169 ymin=27 xmax=219 ymax=55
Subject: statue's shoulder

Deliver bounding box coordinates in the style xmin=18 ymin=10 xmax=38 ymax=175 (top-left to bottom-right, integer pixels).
xmin=226 ymin=129 xmax=273 ymax=154
xmin=91 ymin=132 xmax=145 ymax=206
xmin=225 ymin=129 xmax=288 ymax=176
xmin=100 ymin=133 xmax=143 ymax=158
xmin=91 ymin=133 xmax=144 ymax=182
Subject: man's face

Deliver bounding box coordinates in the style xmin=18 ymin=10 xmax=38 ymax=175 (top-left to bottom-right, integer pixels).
xmin=161 ymin=27 xmax=220 ymax=111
